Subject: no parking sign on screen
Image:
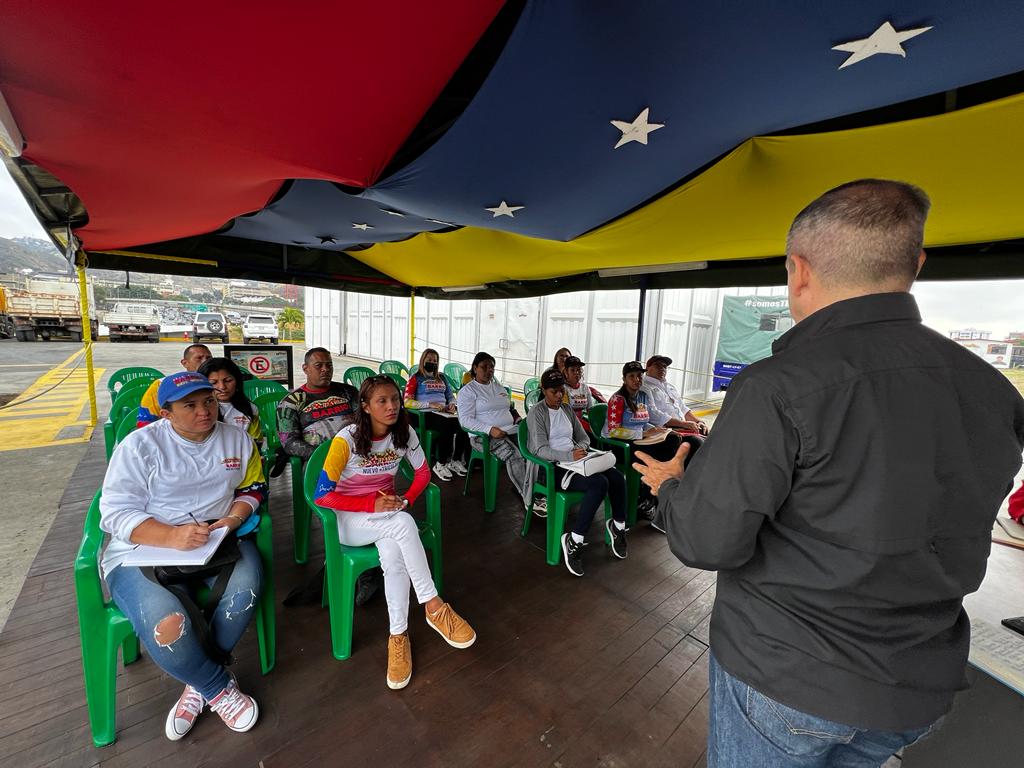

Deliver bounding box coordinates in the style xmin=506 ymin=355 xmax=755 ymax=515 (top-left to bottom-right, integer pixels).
xmin=225 ymin=345 xmax=293 ymax=388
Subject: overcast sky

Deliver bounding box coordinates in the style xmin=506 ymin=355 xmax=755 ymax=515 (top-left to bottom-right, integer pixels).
xmin=1 ymin=169 xmax=1020 ymax=337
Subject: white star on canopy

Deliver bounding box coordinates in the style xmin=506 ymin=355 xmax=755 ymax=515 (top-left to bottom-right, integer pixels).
xmin=610 ymin=107 xmax=664 ymax=149
xmin=832 ymin=21 xmax=932 ymax=69
xmin=352 ymin=222 xmax=373 ymax=230
xmin=485 ymin=201 xmax=524 ymax=218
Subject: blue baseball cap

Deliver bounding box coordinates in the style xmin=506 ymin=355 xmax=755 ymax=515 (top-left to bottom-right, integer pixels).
xmin=158 ymin=371 xmax=214 ymax=407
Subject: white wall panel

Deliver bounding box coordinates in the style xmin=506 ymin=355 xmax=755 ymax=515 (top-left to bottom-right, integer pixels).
xmin=308 ymin=284 xmax=780 ymax=406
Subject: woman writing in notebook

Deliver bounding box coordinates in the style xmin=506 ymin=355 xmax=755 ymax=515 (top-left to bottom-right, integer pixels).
xmin=314 ymin=376 xmax=476 ymax=690
xmin=100 ymin=372 xmax=266 ymax=741
xmin=527 ymin=368 xmax=628 ymax=577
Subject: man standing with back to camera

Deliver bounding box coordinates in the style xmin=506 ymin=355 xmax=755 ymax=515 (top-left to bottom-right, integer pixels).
xmin=635 ymin=179 xmax=1024 ymax=767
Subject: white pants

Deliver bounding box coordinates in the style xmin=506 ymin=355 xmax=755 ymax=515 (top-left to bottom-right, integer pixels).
xmin=336 ymin=510 xmax=438 ymax=635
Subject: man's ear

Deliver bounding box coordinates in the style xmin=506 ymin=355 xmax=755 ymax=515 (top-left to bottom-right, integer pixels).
xmin=788 ymin=252 xmax=813 ymax=296
xmin=158 ymin=406 xmax=172 ymax=419
xmin=915 ymin=249 xmax=927 ymax=278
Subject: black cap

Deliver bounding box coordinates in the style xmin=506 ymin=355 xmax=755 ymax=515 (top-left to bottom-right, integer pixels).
xmin=564 ymin=355 xmax=585 ymax=368
xmin=622 ymin=361 xmax=644 ymax=376
xmin=646 ymin=355 xmax=672 ymax=368
xmin=541 ymin=369 xmax=566 ymax=389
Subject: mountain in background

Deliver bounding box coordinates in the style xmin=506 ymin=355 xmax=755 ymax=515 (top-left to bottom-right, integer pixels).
xmin=0 ymin=235 xmax=302 ymax=307
xmin=0 ymin=236 xmax=69 ymax=275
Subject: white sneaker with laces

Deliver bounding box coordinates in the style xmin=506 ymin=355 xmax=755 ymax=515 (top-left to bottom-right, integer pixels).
xmin=532 ymin=496 xmax=548 ymax=518
xmin=208 ymin=678 xmax=259 ymax=733
xmin=165 ymin=684 xmax=204 ymax=741
xmin=432 ymin=462 xmax=453 ymax=481
xmin=448 ymin=459 xmax=468 ymax=476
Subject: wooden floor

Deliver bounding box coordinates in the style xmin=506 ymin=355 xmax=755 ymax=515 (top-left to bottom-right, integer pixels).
xmin=0 ymin=436 xmax=715 ymax=768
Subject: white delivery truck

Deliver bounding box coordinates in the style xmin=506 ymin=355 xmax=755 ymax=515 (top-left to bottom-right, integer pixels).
xmin=103 ymin=302 xmax=162 ymax=343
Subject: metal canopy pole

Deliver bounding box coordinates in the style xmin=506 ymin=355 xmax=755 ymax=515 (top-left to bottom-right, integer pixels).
xmin=409 ymin=290 xmax=416 ymax=368
xmin=75 ymin=250 xmax=97 ymax=426
xmin=634 ymin=281 xmax=648 ymax=361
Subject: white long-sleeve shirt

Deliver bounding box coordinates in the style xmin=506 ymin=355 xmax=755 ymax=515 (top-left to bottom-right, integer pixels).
xmin=457 ymin=379 xmax=514 ymax=434
xmin=642 ymin=374 xmax=690 ymax=423
xmin=99 ymin=419 xmax=264 ymax=577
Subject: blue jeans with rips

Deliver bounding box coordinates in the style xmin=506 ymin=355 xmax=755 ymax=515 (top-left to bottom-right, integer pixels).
xmin=106 ymin=539 xmax=262 ymax=701
xmin=708 ymin=653 xmax=941 ymax=768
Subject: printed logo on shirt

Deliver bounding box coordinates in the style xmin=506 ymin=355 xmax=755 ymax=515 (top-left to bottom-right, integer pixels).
xmin=221 ymin=456 xmax=242 ymax=470
xmin=568 ymin=391 xmax=589 ymax=411
xmin=357 ymin=448 xmax=401 ymax=474
xmin=232 ymin=415 xmax=248 ymax=427
xmin=303 ymin=396 xmax=353 ymax=421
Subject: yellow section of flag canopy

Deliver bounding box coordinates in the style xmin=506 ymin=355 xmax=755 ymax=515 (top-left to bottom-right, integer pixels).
xmin=353 ymin=92 xmax=1024 ymax=287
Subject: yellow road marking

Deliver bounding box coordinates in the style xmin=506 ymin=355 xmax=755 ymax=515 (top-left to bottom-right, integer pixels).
xmin=0 ymin=349 xmax=103 ymax=451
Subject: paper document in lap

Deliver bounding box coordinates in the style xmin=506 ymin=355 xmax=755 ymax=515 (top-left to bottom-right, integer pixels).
xmin=121 ymin=526 xmax=229 ymax=567
xmin=411 ymin=408 xmax=457 ymax=418
xmin=633 ymin=431 xmax=669 ymax=446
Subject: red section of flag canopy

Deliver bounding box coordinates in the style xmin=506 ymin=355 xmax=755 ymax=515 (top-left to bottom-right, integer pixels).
xmin=0 ymin=3 xmax=503 ymax=249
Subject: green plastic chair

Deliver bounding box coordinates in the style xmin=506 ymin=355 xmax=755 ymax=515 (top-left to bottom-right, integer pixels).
xmin=103 ymin=379 xmax=156 ymax=460
xmin=517 ymin=420 xmax=613 ymax=565
xmin=253 ymin=391 xmax=312 ymax=564
xmin=461 ymin=426 xmax=502 ymax=513
xmin=443 ymin=362 xmax=467 ymax=392
xmin=302 ymin=441 xmax=443 ymax=660
xmin=343 ymin=365 xmax=376 ymax=389
xmin=383 ymin=372 xmax=407 ymax=391
xmin=106 ymin=366 xmax=163 ymax=404
xmin=524 ymin=388 xmax=544 ymax=413
xmin=113 ymin=414 xmax=138 ymax=447
xmin=243 ymin=378 xmax=287 ymax=400
xmin=379 ymin=360 xmax=411 ymax=377
xmin=524 ymin=377 xmax=540 ymax=395
xmin=75 ymin=489 xmax=276 ymax=747
xmin=406 ymin=408 xmax=440 ymax=468
xmin=588 ymin=404 xmax=640 ymax=528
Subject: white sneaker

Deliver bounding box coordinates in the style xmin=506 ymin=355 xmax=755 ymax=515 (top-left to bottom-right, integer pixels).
xmin=432 ymin=462 xmax=453 ymax=481
xmin=448 ymin=459 xmax=468 ymax=476
xmin=165 ymin=684 xmax=203 ymax=741
xmin=532 ymin=496 xmax=548 ymax=518
xmin=208 ymin=677 xmax=259 ymax=733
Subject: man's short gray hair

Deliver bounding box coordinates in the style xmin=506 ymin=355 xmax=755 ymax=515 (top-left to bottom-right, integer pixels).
xmin=786 ymin=179 xmax=931 ymax=288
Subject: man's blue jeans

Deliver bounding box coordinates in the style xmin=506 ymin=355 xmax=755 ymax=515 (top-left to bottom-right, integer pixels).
xmin=708 ymin=653 xmax=941 ymax=768
xmin=107 ymin=539 xmax=263 ymax=701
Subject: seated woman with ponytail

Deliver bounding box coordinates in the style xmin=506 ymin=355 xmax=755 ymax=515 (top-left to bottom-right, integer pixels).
xmin=314 ymin=375 xmax=477 ymax=690
xmin=603 ymin=361 xmax=686 ymax=526
xmin=404 ymin=348 xmax=470 ymax=482
xmin=198 ymin=357 xmax=263 ymax=450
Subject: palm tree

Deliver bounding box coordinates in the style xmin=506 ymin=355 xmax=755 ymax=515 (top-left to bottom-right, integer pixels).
xmin=278 ymin=307 xmax=304 ymax=341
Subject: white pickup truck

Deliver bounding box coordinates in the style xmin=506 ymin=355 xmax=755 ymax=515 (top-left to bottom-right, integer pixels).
xmin=242 ymin=313 xmax=279 ymax=344
xmin=103 ymin=302 xmax=161 ymax=343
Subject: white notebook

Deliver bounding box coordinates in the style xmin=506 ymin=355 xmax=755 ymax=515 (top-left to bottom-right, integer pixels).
xmin=121 ymin=526 xmax=229 ymax=567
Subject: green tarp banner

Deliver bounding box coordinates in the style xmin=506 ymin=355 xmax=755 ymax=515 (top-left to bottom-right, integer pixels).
xmin=716 ymin=294 xmax=792 ymax=365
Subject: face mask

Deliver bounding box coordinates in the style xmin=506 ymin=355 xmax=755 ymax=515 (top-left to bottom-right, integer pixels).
xmin=424 ymin=362 xmax=438 ymax=374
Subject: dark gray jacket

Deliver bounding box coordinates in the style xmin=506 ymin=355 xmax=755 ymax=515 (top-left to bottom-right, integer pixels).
xmin=660 ymin=292 xmax=1024 ymax=731
xmin=526 ymin=401 xmax=590 ymax=463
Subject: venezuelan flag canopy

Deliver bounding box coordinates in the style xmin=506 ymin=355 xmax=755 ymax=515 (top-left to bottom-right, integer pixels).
xmin=2 ymin=1 xmax=1024 ymax=296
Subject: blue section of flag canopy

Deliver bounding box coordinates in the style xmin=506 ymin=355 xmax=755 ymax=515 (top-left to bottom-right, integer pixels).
xmin=363 ymin=1 xmax=1024 ymax=241
xmin=224 ymin=180 xmax=450 ymax=251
